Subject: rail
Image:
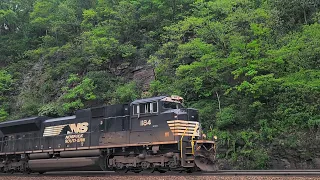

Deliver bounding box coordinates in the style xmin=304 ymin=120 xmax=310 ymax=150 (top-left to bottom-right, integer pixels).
xmin=2 ymin=170 xmax=320 ymax=176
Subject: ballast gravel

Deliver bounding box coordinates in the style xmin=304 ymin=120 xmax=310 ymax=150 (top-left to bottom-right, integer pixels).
xmin=0 ymin=176 xmax=319 ymax=180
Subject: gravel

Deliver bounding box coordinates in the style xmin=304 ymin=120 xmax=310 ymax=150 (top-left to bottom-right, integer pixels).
xmin=0 ymin=176 xmax=319 ymax=180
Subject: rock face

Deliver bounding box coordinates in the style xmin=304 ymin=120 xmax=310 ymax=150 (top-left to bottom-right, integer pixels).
xmin=216 ymin=130 xmax=320 ymax=170
xmin=268 ymin=130 xmax=320 ymax=169
xmin=269 ymin=157 xmax=320 ymax=169
xmin=132 ymin=65 xmax=155 ymax=92
xmin=269 ymin=150 xmax=320 ymax=169
xmin=270 ymin=158 xmax=292 ymax=169
xmin=109 ymin=62 xmax=155 ymax=93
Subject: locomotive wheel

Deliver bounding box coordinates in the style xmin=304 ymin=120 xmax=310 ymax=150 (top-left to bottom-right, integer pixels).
xmin=115 ymin=162 xmax=124 ymax=170
xmin=141 ymin=161 xmax=151 ymax=170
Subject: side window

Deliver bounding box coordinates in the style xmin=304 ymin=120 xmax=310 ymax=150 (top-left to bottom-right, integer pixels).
xmin=133 ymin=102 xmax=158 ymax=115
xmin=133 ymin=104 xmax=139 ymax=115
xmin=152 ymin=102 xmax=158 ymax=113
xmin=145 ymin=103 xmax=151 ymax=113
xmin=139 ymin=104 xmax=145 ymax=114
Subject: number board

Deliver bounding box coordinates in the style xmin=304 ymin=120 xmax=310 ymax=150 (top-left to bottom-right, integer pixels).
xmin=140 ymin=119 xmax=151 ymax=126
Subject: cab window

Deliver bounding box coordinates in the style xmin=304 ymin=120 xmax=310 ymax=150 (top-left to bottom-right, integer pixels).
xmin=133 ymin=102 xmax=158 ymax=115
xmin=163 ymin=102 xmax=183 ymax=109
xmin=152 ymin=102 xmax=158 ymax=113
xmin=139 ymin=104 xmax=146 ymax=114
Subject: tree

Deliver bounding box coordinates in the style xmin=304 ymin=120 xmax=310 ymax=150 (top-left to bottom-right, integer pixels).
xmin=0 ymin=70 xmax=13 ymax=121
xmin=61 ymin=74 xmax=96 ymax=113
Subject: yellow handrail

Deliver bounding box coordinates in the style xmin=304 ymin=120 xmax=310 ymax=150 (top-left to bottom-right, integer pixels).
xmin=191 ymin=123 xmax=199 ymax=155
xmin=180 ymin=128 xmax=188 ymax=158
xmin=180 ymin=123 xmax=199 ymax=159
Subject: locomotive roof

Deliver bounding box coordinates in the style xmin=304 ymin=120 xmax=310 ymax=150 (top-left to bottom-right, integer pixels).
xmin=0 ymin=116 xmax=48 ymax=128
xmin=130 ymin=96 xmax=167 ymax=105
xmin=44 ymin=115 xmax=76 ymax=123
xmin=0 ymin=116 xmax=49 ymax=135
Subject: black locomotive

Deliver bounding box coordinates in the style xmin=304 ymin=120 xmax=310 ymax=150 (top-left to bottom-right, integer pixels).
xmin=0 ymin=95 xmax=217 ymax=173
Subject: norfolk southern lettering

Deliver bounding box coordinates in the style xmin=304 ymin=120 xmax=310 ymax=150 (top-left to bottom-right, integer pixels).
xmin=65 ymin=122 xmax=89 ymax=144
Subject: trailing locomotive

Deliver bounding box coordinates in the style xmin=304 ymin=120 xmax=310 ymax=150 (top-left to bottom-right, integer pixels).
xmin=0 ymin=95 xmax=217 ymax=174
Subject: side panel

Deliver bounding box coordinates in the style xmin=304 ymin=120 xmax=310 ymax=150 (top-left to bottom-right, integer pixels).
xmin=41 ymin=115 xmax=92 ymax=150
xmin=99 ymin=131 xmax=129 ymax=146
xmin=129 ymin=113 xmax=175 ymax=144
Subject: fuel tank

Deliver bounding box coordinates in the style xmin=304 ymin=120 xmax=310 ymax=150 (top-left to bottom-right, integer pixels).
xmin=60 ymin=149 xmax=101 ymax=158
xmin=28 ymin=157 xmax=101 ymax=172
xmin=29 ymin=153 xmax=51 ymax=160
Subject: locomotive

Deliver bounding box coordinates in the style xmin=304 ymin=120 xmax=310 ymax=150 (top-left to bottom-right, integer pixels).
xmin=0 ymin=95 xmax=217 ymax=173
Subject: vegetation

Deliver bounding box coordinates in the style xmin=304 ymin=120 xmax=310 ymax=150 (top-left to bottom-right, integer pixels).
xmin=0 ymin=0 xmax=319 ymax=169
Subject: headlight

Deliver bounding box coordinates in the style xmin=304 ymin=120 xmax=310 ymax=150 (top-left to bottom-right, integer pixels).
xmin=213 ymin=136 xmax=218 ymax=140
xmin=202 ymin=134 xmax=207 ymax=139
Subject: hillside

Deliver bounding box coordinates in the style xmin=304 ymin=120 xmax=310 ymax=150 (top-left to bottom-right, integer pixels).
xmin=0 ymin=0 xmax=319 ymax=169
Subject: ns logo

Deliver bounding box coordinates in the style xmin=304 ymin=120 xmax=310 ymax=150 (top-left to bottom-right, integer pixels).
xmin=65 ymin=122 xmax=89 ymax=144
xmin=67 ymin=122 xmax=89 ymax=134
xmin=43 ymin=122 xmax=89 ymax=138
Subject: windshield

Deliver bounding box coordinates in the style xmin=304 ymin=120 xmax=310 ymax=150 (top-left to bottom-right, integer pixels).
xmin=163 ymin=102 xmax=183 ymax=109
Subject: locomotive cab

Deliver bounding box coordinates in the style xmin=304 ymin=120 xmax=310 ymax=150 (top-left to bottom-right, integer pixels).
xmin=130 ymin=95 xmax=205 ymax=143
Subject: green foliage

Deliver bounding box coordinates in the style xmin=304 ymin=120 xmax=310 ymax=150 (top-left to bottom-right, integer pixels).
xmin=112 ymin=81 xmax=140 ymax=104
xmin=0 ymin=107 xmax=8 ymax=122
xmin=0 ymin=70 xmax=12 ymax=94
xmin=147 ymin=0 xmax=320 ymax=169
xmin=1 ymin=0 xmax=320 ymax=169
xmin=270 ymin=0 xmax=320 ymax=31
xmin=216 ymin=107 xmax=236 ymax=129
xmin=61 ymin=74 xmax=97 ymax=113
xmin=0 ymin=70 xmax=13 ymax=121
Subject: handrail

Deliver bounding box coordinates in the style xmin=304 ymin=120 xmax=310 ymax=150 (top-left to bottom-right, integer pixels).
xmin=180 ymin=128 xmax=188 ymax=159
xmin=190 ymin=123 xmax=199 ymax=155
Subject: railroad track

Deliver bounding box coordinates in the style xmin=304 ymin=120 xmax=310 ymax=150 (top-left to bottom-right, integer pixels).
xmin=1 ymin=170 xmax=320 ymax=177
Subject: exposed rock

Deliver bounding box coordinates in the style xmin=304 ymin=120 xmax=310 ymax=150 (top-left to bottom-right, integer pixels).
xmin=117 ymin=62 xmax=131 ymax=71
xmin=217 ymin=159 xmax=233 ymax=170
xmin=270 ymin=158 xmax=291 ymax=169
xmin=267 ymin=131 xmax=320 ymax=170
xmin=132 ymin=65 xmax=155 ymax=92
xmin=312 ymin=158 xmax=320 ymax=168
xmin=16 ymin=58 xmax=45 ymax=107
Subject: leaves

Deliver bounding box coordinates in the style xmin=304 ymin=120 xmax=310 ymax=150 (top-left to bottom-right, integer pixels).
xmin=148 ymin=0 xmax=320 ymax=169
xmin=0 ymin=70 xmax=13 ymax=121
xmin=0 ymin=0 xmax=320 ymax=170
xmin=61 ymin=74 xmax=97 ymax=112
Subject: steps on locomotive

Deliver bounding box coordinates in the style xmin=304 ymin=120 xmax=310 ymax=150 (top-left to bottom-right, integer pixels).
xmin=180 ymin=142 xmax=195 ymax=167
